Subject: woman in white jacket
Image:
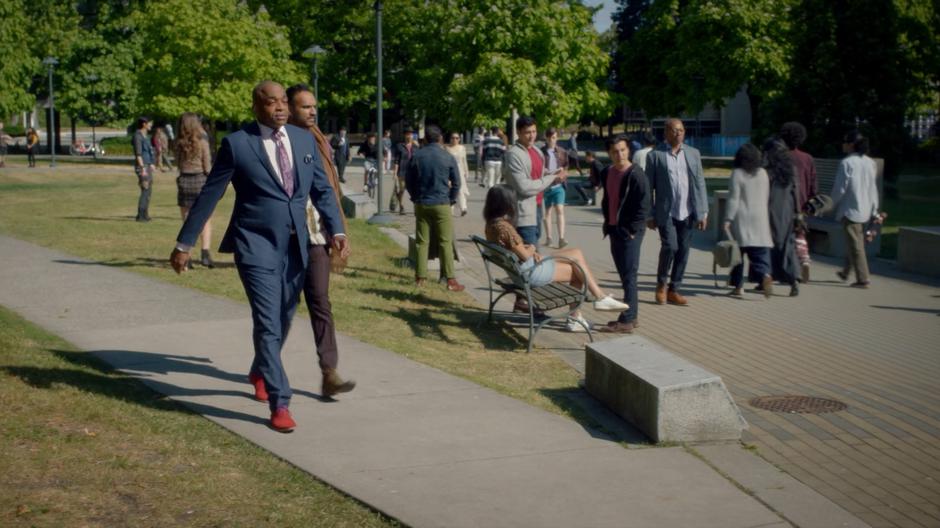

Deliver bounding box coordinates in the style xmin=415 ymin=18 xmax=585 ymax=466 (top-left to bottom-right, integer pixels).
xmin=723 ymin=143 xmax=775 ymax=298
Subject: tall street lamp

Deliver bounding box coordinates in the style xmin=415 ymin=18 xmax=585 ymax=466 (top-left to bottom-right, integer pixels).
xmin=42 ymin=57 xmax=58 ymax=167
xmin=368 ymin=0 xmax=393 ymax=224
xmin=302 ymin=44 xmax=325 ymax=112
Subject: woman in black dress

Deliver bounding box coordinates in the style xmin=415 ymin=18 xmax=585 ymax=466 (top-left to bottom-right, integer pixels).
xmin=763 ymin=138 xmax=801 ymax=296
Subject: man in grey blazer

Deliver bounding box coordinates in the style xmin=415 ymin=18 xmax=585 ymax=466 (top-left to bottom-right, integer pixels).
xmin=645 ymin=118 xmax=708 ymax=306
xmin=170 ymin=81 xmax=347 ymax=432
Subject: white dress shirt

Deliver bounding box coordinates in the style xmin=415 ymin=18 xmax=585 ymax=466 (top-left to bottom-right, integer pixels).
xmin=258 ymin=122 xmax=294 ymax=188
xmin=666 ymin=146 xmax=691 ymax=221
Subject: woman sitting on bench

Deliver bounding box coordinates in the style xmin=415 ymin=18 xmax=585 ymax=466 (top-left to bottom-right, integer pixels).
xmin=483 ymin=185 xmax=629 ymax=332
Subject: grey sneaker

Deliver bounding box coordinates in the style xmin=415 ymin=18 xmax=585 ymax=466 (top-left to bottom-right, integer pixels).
xmin=558 ymin=238 xmax=568 ymax=248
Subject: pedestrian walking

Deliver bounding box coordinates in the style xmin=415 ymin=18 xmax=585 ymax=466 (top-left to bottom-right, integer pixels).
xmin=779 ymin=121 xmax=817 ymax=283
xmin=597 ymin=134 xmax=650 ymax=334
xmin=540 ymin=128 xmax=570 ymax=248
xmin=763 ymin=138 xmax=801 ymax=296
xmin=170 ymin=81 xmax=347 ymax=432
xmin=132 ymin=117 xmax=156 ymax=222
xmin=287 ymin=83 xmax=356 ymax=398
xmin=482 ymin=126 xmax=506 ymax=188
xmin=832 ymin=129 xmax=881 ymax=289
xmin=444 ymin=131 xmax=470 ymax=216
xmin=175 ymin=112 xmax=214 ymax=267
xmin=646 ymin=118 xmax=708 ymax=306
xmin=406 ymin=125 xmax=465 ymax=292
xmin=723 ymin=144 xmax=774 ymax=298
xmin=26 ymin=127 xmax=39 ymax=167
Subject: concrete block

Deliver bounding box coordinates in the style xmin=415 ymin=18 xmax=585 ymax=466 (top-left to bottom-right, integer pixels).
xmin=898 ymin=226 xmax=940 ymax=277
xmin=584 ymin=335 xmax=747 ymax=443
xmin=341 ymin=192 xmax=376 ymax=219
xmin=407 ymin=233 xmax=464 ymax=271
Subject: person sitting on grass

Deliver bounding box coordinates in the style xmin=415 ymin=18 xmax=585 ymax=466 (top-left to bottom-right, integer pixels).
xmin=483 ymin=184 xmax=629 ymax=332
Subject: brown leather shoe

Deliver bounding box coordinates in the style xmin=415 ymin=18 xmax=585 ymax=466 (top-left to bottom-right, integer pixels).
xmin=600 ymin=320 xmax=635 ymax=334
xmin=655 ymin=284 xmax=667 ymax=304
xmin=322 ymin=368 xmax=356 ymax=398
xmin=666 ymin=289 xmax=688 ymax=306
xmin=415 ymin=278 xmax=426 ymax=287
xmin=760 ymin=274 xmax=773 ymax=298
xmin=446 ymin=278 xmax=465 ymax=292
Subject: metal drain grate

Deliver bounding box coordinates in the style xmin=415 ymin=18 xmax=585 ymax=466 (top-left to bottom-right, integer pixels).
xmin=748 ymin=395 xmax=847 ymax=414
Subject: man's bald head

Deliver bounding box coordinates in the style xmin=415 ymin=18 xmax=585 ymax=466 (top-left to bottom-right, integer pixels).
xmin=252 ymin=81 xmax=289 ymax=129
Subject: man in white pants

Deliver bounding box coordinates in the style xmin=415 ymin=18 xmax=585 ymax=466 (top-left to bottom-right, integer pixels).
xmin=482 ymin=126 xmax=506 ymax=188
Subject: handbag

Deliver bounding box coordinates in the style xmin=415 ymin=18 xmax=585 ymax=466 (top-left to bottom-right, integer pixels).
xmin=712 ymin=227 xmax=741 ymax=288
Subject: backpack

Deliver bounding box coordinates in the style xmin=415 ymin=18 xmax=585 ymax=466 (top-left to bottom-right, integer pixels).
xmin=712 ymin=232 xmax=741 ymax=288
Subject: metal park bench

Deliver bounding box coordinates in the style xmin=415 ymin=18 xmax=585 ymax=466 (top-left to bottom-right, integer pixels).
xmin=470 ymin=235 xmax=593 ymax=353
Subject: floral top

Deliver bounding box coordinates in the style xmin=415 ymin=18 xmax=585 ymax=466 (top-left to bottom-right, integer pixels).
xmin=485 ymin=218 xmax=523 ymax=252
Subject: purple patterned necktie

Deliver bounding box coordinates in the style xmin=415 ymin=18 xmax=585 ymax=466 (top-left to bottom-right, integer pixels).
xmin=272 ymin=129 xmax=294 ymax=196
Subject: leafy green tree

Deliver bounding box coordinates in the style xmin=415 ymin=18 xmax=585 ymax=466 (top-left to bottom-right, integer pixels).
xmin=134 ymin=0 xmax=303 ymax=123
xmin=618 ymin=0 xmax=795 ymax=123
xmin=259 ymin=0 xmax=611 ymax=131
xmin=766 ymin=0 xmax=939 ymax=191
xmin=58 ymin=2 xmax=143 ymax=127
xmin=0 ymin=0 xmax=38 ymax=118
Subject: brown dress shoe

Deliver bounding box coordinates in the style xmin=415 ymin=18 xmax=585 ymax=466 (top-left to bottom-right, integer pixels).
xmin=322 ymin=368 xmax=356 ymax=398
xmin=666 ymin=289 xmax=688 ymax=306
xmin=415 ymin=278 xmax=427 ymax=287
xmin=446 ymin=278 xmax=465 ymax=292
xmin=655 ymin=284 xmax=667 ymax=304
xmin=600 ymin=320 xmax=635 ymax=334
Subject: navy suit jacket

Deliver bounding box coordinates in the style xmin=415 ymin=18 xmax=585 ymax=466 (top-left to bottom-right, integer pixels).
xmin=645 ymin=144 xmax=708 ymax=226
xmin=176 ymin=122 xmax=343 ymax=270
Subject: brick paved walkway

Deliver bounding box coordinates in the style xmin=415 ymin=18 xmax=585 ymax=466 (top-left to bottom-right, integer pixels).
xmin=381 ymin=173 xmax=940 ymax=528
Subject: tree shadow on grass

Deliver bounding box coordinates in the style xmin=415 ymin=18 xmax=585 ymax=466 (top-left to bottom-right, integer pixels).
xmin=3 ymin=351 xmax=268 ymax=427
xmin=53 ymin=257 xmax=236 ymax=270
xmin=361 ymin=287 xmax=529 ymax=352
xmin=13 ymin=347 xmax=331 ymax=417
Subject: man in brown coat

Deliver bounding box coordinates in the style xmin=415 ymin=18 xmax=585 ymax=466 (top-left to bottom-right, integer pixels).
xmin=287 ymin=83 xmax=356 ymax=398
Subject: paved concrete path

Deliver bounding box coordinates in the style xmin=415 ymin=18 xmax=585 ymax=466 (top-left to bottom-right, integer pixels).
xmin=1 ymin=229 xmax=862 ymax=527
xmin=392 ymin=168 xmax=938 ymax=528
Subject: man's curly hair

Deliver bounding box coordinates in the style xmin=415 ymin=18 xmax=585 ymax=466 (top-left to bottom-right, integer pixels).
xmin=779 ymin=122 xmax=807 ymax=150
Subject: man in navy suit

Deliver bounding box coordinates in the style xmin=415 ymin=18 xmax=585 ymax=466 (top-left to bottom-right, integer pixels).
xmin=170 ymin=81 xmax=347 ymax=432
xmin=645 ymin=118 xmax=708 ymax=306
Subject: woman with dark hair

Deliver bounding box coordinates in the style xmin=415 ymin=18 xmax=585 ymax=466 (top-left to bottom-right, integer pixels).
xmin=175 ymin=112 xmax=214 ymax=267
xmin=762 ymin=138 xmax=801 ymax=296
xmin=483 ymin=185 xmax=628 ymax=332
xmin=723 ymin=144 xmax=773 ymax=297
xmin=832 ymin=129 xmax=880 ymax=288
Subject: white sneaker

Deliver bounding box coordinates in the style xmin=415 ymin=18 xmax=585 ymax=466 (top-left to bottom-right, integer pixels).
xmin=566 ymin=315 xmax=592 ymax=333
xmin=593 ymin=295 xmax=629 ymax=311
xmin=545 ymin=237 xmax=554 ymax=247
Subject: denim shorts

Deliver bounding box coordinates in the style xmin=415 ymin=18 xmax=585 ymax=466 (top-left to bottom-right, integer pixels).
xmin=543 ymin=185 xmax=566 ymax=207
xmin=518 ymin=256 xmax=555 ymax=287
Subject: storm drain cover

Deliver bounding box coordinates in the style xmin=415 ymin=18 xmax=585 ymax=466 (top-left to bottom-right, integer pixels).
xmin=748 ymin=395 xmax=847 ymax=414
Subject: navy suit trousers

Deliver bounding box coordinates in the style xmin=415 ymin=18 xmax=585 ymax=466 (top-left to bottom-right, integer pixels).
xmin=238 ymin=238 xmax=305 ymax=412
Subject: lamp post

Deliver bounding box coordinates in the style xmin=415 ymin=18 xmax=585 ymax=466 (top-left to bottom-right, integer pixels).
xmin=302 ymin=44 xmax=325 ymax=112
xmin=42 ymin=57 xmax=58 ymax=167
xmin=368 ymin=0 xmax=393 ymax=224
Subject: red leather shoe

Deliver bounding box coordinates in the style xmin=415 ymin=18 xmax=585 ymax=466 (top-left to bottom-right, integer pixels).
xmin=270 ymin=408 xmax=296 ymax=433
xmin=248 ymin=372 xmax=268 ymax=402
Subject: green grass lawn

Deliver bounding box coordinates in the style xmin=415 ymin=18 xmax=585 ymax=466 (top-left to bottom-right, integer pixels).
xmin=0 ymin=161 xmax=590 ymax=524
xmin=0 ymin=306 xmax=398 ymax=527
